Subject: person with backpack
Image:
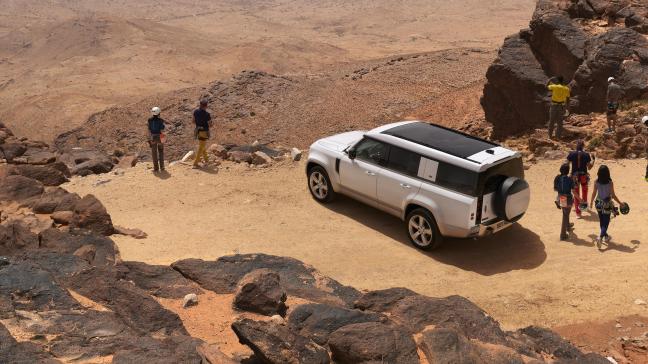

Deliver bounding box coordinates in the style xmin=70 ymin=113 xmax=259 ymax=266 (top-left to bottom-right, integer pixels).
xmin=554 ymin=163 xmax=575 ymax=241
xmin=589 ymin=165 xmax=624 ymax=244
xmin=193 ymin=98 xmax=212 ymax=169
xmin=566 ymin=140 xmax=595 ymax=218
xmin=148 ymin=106 xmax=166 ymax=173
xmin=547 ymin=76 xmax=571 ymax=139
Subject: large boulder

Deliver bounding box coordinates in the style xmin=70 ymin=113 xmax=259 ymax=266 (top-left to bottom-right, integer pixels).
xmin=32 ymin=187 xmax=80 ymax=214
xmin=481 ymin=34 xmax=549 ymax=138
xmin=58 ymin=150 xmax=114 ymax=176
xmin=172 ymin=254 xmax=360 ymax=307
xmin=0 ymin=262 xmax=80 ymax=318
xmin=571 ymin=28 xmax=648 ymax=113
xmin=353 ymin=287 xmax=419 ymax=312
xmin=12 ymin=149 xmax=57 ymax=165
xmin=70 ymin=195 xmax=114 ymax=235
xmin=288 ymin=303 xmax=385 ymax=346
xmin=233 ymin=269 xmax=287 ymax=316
xmin=328 ymin=322 xmax=419 ymax=364
xmin=231 ymin=318 xmax=330 ymax=364
xmin=0 ymin=142 xmax=27 ymax=161
xmin=0 ymin=323 xmax=59 ymax=363
xmin=0 ymin=175 xmax=44 ymax=205
xmin=123 ymin=261 xmax=201 ymax=299
xmin=6 ymin=164 xmax=68 ymax=186
xmin=528 ymin=8 xmax=587 ymax=79
xmin=513 ymin=326 xmax=611 ymax=363
xmin=0 ymin=221 xmax=39 ymax=254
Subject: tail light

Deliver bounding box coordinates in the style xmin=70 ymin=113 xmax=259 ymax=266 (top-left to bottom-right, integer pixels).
xmin=475 ymin=197 xmax=483 ymax=225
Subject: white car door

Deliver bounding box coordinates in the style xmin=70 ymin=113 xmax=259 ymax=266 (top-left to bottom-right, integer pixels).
xmin=377 ymin=145 xmax=422 ymax=216
xmin=338 ymin=138 xmax=388 ymax=206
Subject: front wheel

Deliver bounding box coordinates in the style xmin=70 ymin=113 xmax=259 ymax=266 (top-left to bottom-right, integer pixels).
xmin=406 ymin=208 xmax=442 ymax=251
xmin=308 ymin=166 xmax=336 ymax=203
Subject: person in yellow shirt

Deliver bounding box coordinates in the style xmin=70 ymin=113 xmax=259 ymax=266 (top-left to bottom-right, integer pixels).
xmin=547 ymin=76 xmax=570 ymax=139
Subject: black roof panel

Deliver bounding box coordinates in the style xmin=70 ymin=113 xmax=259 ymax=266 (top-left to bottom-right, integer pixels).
xmin=382 ymin=122 xmax=498 ymax=159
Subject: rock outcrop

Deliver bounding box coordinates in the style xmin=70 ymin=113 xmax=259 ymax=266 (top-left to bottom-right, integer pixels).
xmin=483 ymin=0 xmax=648 ymax=138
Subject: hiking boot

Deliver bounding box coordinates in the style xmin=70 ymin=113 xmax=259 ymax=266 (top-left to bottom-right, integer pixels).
xmin=603 ymin=235 xmax=611 ymax=243
xmin=560 ymin=234 xmax=569 ymax=241
xmin=568 ymin=223 xmax=574 ymax=230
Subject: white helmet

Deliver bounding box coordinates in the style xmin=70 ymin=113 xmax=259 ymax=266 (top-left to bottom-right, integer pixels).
xmin=151 ymin=106 xmax=161 ymax=116
xmin=642 ymin=115 xmax=648 ymax=126
xmin=607 ymin=77 xmax=615 ymax=83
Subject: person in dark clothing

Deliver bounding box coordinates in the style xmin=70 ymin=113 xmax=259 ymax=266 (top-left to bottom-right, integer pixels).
xmin=566 ymin=140 xmax=595 ymax=217
xmin=193 ymin=99 xmax=212 ymax=168
xmin=554 ymin=163 xmax=575 ymax=241
xmin=148 ymin=106 xmax=165 ymax=172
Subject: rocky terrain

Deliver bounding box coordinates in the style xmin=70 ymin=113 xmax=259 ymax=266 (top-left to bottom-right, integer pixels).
xmin=482 ymin=0 xmax=648 ymax=138
xmin=53 ymin=48 xmax=495 ymax=161
xmin=0 ymin=124 xmax=616 ymax=363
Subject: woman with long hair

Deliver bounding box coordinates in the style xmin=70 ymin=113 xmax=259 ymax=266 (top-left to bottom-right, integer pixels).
xmin=589 ymin=165 xmax=623 ymax=243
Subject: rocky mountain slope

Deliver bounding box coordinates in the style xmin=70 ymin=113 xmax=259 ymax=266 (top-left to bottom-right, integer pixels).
xmin=54 ymin=49 xmax=495 ymax=161
xmin=482 ymin=0 xmax=648 ymax=138
xmin=0 ymin=123 xmax=613 ymax=364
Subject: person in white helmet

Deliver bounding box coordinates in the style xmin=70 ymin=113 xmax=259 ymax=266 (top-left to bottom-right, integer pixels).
xmin=148 ymin=106 xmax=166 ymax=172
xmin=606 ymin=77 xmax=623 ymax=133
xmin=643 ymin=115 xmax=648 ymax=182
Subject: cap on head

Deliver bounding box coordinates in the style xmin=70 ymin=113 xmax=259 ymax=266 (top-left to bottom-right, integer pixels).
xmin=642 ymin=115 xmax=648 ymax=126
xmin=151 ymin=106 xmax=161 ymax=116
xmin=608 ymin=77 xmax=615 ymax=83
xmin=199 ymin=98 xmax=208 ymax=107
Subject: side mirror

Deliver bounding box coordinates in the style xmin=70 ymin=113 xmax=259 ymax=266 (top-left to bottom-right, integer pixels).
xmin=348 ymin=148 xmax=357 ymax=160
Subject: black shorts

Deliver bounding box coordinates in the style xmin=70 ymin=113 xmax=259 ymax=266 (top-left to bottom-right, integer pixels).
xmin=607 ymin=102 xmax=618 ymax=115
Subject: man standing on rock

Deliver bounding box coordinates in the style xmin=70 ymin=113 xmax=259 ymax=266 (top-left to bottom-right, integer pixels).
xmin=567 ymin=140 xmax=595 ymax=218
xmin=606 ymin=77 xmax=623 ymax=133
xmin=193 ymin=98 xmax=212 ymax=169
xmin=547 ymin=76 xmax=570 ymax=139
xmin=148 ymin=106 xmax=166 ymax=173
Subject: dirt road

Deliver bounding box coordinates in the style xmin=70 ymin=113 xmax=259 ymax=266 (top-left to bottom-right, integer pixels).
xmin=65 ymin=158 xmax=648 ymax=329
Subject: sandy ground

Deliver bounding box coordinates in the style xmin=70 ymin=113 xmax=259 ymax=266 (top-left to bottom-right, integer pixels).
xmin=0 ymin=0 xmax=536 ymax=141
xmin=64 ymin=158 xmax=648 ymax=330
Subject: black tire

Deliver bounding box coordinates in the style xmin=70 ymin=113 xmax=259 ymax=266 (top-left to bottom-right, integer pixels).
xmin=308 ymin=166 xmax=336 ymax=203
xmin=493 ymin=177 xmax=530 ymax=223
xmin=405 ymin=208 xmax=442 ymax=251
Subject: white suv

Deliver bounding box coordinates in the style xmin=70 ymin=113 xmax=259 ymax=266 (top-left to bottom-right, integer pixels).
xmin=306 ymin=121 xmax=530 ymax=250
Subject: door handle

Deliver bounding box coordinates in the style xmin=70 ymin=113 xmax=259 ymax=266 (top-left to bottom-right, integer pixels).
xmin=400 ymin=183 xmax=411 ymax=189
xmin=365 ymin=171 xmax=376 ymax=176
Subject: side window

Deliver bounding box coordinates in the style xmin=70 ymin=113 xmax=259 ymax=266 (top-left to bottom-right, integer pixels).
xmin=355 ymin=138 xmax=388 ymax=165
xmin=387 ymin=146 xmax=420 ymax=177
xmin=436 ymin=162 xmax=478 ymax=196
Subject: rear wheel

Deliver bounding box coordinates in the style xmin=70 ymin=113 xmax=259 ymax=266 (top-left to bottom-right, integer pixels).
xmin=308 ymin=166 xmax=336 ymax=203
xmin=406 ymin=208 xmax=442 ymax=251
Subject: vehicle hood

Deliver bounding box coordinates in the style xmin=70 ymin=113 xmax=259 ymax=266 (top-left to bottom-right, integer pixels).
xmin=316 ymin=131 xmax=364 ymax=152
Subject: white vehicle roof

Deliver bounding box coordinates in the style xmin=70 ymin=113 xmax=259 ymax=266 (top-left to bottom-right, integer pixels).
xmin=366 ymin=121 xmax=519 ymax=172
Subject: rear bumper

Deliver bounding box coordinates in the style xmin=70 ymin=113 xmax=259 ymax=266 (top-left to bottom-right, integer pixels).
xmin=468 ymin=220 xmax=513 ymax=238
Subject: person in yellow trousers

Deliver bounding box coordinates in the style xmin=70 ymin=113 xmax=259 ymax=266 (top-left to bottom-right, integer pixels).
xmin=193 ymin=99 xmax=212 ymax=168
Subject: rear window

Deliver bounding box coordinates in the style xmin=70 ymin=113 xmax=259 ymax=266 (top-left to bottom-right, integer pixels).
xmin=436 ymin=162 xmax=479 ymax=196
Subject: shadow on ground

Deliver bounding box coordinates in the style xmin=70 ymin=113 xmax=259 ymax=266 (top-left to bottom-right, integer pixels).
xmin=325 ymin=195 xmax=547 ymax=276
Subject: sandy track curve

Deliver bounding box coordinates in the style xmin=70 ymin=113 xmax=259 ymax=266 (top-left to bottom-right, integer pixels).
xmin=64 ymin=158 xmax=648 ymax=329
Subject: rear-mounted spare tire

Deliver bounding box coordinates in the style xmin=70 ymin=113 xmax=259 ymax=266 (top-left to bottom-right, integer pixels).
xmin=493 ymin=177 xmax=530 ymax=223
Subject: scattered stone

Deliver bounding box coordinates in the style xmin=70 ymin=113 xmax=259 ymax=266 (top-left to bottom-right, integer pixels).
xmin=117 ymin=155 xmax=138 ymax=169
xmin=51 ymin=210 xmax=74 ymax=225
xmin=123 ymin=261 xmax=201 ymax=299
xmin=251 ymin=151 xmax=273 ymax=166
xmin=207 ymin=144 xmax=229 ymax=159
xmin=231 ymin=318 xmax=330 ymax=364
xmin=544 ymin=150 xmax=565 ymax=160
xmin=234 ymin=269 xmax=287 ymax=316
xmin=181 ymin=151 xmax=195 ymax=163
xmin=0 ymin=175 xmax=44 ymax=205
xmin=114 ymin=226 xmax=147 ymax=239
xmin=635 ymin=299 xmax=647 ymax=306
xmin=291 ymin=147 xmax=302 ymax=161
xmin=183 ymin=293 xmax=198 ymax=308
xmin=228 ymin=150 xmax=253 ymax=164
xmin=32 ymin=187 xmax=80 ymax=214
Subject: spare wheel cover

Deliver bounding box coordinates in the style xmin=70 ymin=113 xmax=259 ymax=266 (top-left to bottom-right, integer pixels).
xmin=494 ymin=177 xmax=530 ymax=222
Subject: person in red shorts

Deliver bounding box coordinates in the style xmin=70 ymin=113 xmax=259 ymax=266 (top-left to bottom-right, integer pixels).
xmin=567 ymin=140 xmax=595 ymax=218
